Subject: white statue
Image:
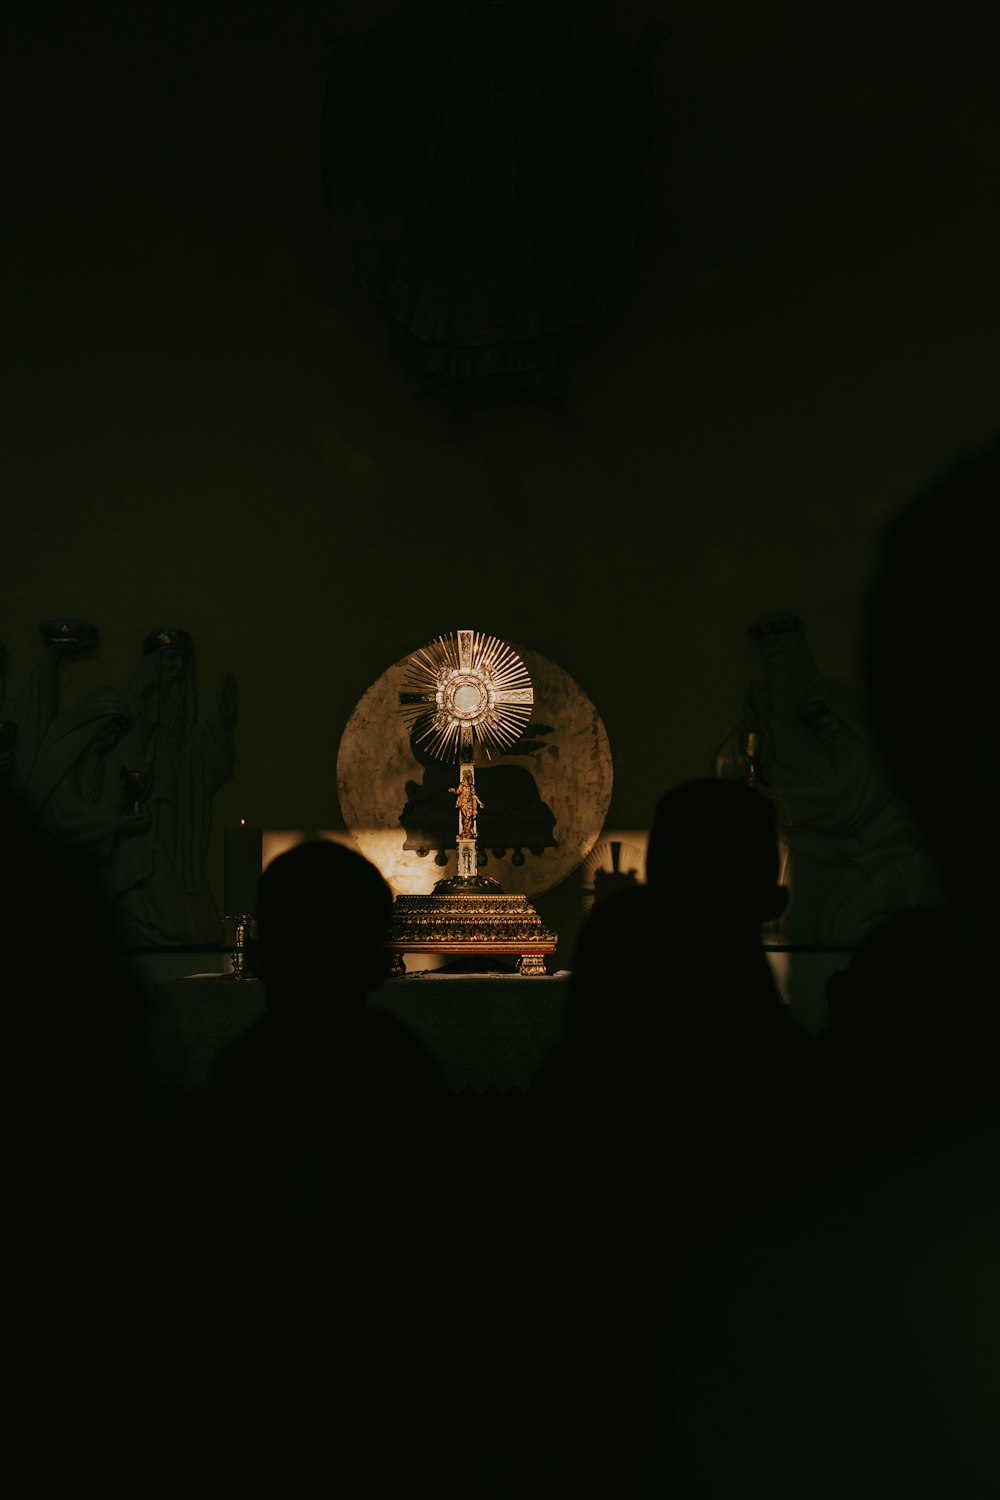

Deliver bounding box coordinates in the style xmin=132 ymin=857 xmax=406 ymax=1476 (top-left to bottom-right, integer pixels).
xmin=102 ymin=628 xmax=237 ymax=946
xmin=0 ymin=618 xmax=98 ymax=793
xmin=20 ymin=686 xmax=150 ymax=882
xmin=716 ymin=614 xmax=946 ymax=949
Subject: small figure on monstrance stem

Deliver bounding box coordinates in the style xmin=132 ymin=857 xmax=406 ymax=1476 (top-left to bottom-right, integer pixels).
xmin=449 ymin=770 xmax=484 ymax=864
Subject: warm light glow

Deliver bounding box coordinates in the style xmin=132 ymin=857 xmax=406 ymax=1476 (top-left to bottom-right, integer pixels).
xmin=261 ymin=829 xmax=360 ymax=872
xmin=580 ymin=831 xmax=648 ymax=911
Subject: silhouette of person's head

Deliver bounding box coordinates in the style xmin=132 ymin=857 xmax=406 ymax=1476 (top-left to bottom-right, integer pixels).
xmin=863 ymin=436 xmax=1000 ymax=931
xmin=560 ymin=779 xmax=789 ymax=1081
xmin=247 ymin=838 xmax=393 ymax=1003
xmin=646 ymin=777 xmax=788 ymax=933
xmin=822 ymin=438 xmax=1000 ymax=1142
xmin=0 ymin=782 xmax=155 ymax=1146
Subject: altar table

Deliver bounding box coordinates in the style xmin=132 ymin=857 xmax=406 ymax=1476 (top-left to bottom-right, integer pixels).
xmin=145 ymin=970 xmax=573 ymax=1095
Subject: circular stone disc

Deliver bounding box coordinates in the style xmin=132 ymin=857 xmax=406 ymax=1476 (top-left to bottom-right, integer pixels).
xmin=336 ymin=640 xmax=613 ymax=898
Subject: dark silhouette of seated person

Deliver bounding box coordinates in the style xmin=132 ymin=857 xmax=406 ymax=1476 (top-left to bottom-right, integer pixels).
xmin=521 ymin=777 xmax=822 ymax=1496
xmin=654 ymin=439 xmax=1000 ymax=1500
xmin=157 ymin=840 xmax=458 ymax=1486
xmin=538 ymin=778 xmax=801 ymax=1123
xmin=546 ymin=776 xmax=829 ymax=1255
xmin=194 ymin=838 xmax=450 ymax=1234
xmin=0 ymin=784 xmax=159 ymax=1198
xmin=0 ymin=782 xmax=167 ymax=1453
xmin=822 ymin=438 xmax=1000 ymax=1171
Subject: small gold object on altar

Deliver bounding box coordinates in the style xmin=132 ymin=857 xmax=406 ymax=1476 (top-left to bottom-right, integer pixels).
xmin=389 ymin=629 xmax=557 ymax=974
xmin=228 ymin=914 xmax=255 ymax=981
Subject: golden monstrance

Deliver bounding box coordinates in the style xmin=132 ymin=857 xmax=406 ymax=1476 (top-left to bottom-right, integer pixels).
xmin=387 ymin=629 xmax=557 ymax=974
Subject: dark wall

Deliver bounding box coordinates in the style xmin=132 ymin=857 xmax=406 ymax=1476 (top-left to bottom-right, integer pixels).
xmin=6 ymin=1 xmax=1000 ymax=928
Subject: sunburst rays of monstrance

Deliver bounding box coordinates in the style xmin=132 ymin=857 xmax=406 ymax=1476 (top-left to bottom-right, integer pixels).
xmin=387 ymin=629 xmax=557 ymax=975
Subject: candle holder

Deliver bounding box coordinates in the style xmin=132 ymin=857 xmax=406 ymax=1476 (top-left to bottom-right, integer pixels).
xmin=39 ymin=617 xmax=100 ymax=654
xmin=122 ymin=766 xmax=153 ymax=818
xmin=227 ymin=913 xmax=256 ymax=980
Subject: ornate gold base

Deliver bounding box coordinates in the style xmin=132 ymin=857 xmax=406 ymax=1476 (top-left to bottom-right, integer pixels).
xmin=386 ymin=888 xmax=557 ymax=976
